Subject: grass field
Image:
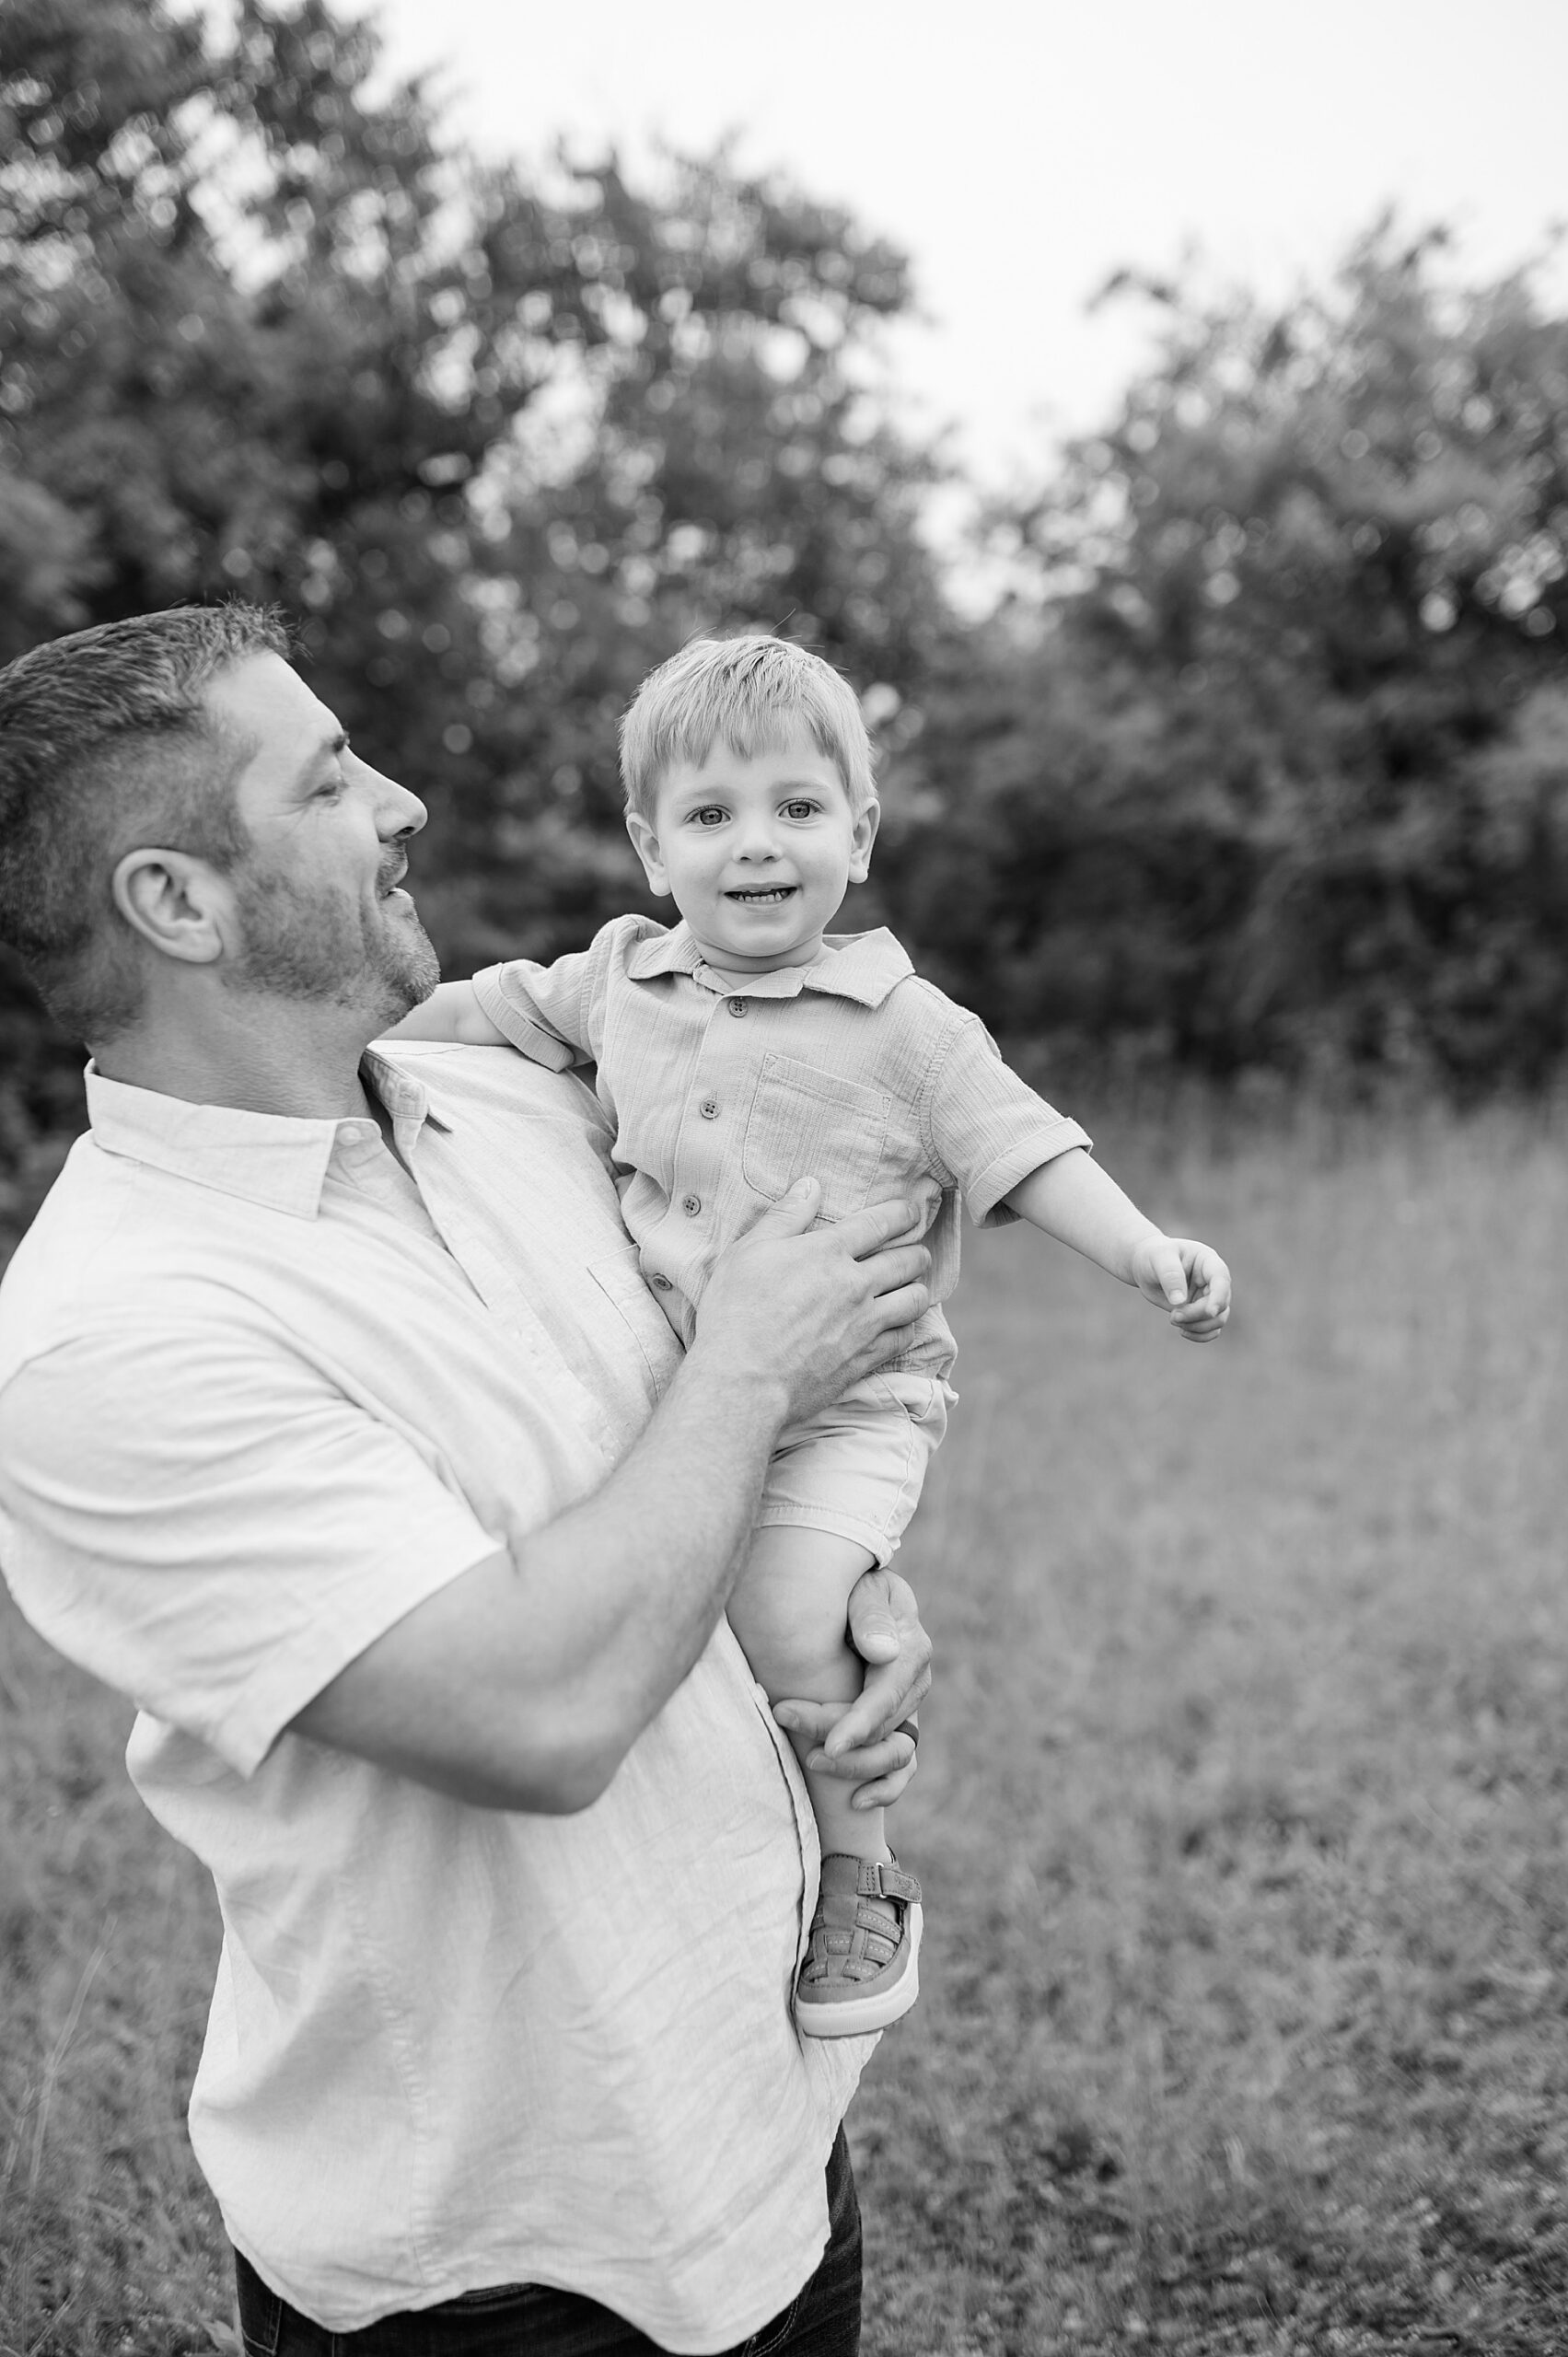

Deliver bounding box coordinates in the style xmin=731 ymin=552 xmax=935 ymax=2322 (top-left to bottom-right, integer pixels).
xmin=5 ymin=1101 xmax=1568 ymax=2355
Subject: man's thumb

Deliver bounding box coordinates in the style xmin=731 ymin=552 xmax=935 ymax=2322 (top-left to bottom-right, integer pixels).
xmin=758 ymin=1176 xmax=821 ymax=1232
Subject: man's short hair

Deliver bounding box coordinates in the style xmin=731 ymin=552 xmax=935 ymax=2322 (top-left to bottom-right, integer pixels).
xmin=0 ymin=603 xmax=288 ymax=1042
xmin=619 ymin=636 xmax=877 ymax=820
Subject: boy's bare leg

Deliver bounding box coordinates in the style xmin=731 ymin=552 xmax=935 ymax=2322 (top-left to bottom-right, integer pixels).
xmin=730 ymin=1521 xmax=922 ymax=2035
xmin=727 ymin=1523 xmax=889 ymax=1867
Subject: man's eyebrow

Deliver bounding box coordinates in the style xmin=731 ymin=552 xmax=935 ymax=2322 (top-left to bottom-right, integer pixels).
xmin=293 ymin=728 xmax=350 ymax=788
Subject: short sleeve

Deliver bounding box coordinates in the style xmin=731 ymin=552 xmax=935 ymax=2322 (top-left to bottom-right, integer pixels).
xmin=470 ymin=917 xmax=645 ymax=1072
xmin=923 ymin=1018 xmax=1093 ymax=1225
xmin=0 ymin=1326 xmax=501 ymax=1777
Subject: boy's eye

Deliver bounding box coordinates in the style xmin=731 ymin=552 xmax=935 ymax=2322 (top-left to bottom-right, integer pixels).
xmin=688 ymin=806 xmax=727 ymax=827
xmin=781 ymin=799 xmax=819 ymax=820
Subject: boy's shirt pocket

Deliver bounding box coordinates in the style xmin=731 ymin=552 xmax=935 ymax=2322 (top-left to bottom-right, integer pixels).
xmin=740 ymin=1054 xmax=896 ymax=1222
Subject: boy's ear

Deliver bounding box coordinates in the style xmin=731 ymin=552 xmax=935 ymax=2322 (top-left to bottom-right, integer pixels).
xmin=625 ymin=810 xmax=672 ymax=897
xmin=847 ymin=798 xmax=880 ymax=886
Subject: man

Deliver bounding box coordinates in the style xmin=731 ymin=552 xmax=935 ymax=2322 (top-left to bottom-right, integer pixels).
xmin=0 ymin=605 xmax=935 ymax=2354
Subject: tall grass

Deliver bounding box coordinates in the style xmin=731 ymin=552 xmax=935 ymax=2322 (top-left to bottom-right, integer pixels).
xmin=4 ymin=1101 xmax=1568 ymax=2353
xmin=861 ymin=1098 xmax=1568 ymax=2355
xmin=0 ymin=1613 xmax=226 ymax=2354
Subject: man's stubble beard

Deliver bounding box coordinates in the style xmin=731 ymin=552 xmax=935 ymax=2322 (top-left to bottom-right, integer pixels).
xmin=223 ymin=862 xmax=441 ymax=1029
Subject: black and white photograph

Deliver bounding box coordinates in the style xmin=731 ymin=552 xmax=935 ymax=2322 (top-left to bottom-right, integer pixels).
xmin=1 ymin=4 xmax=1565 ymax=2351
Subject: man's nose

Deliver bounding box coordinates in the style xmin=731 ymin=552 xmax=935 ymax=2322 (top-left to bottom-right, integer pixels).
xmin=383 ymin=780 xmax=429 ymax=838
xmin=351 ymin=750 xmax=427 ymax=837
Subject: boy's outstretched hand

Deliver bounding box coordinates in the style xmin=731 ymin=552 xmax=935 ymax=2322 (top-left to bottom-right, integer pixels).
xmin=1129 ymin=1236 xmax=1232 ymax=1341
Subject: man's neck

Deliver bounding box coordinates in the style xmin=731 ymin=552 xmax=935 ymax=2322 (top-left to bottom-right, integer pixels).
xmin=93 ymin=996 xmax=378 ymax=1122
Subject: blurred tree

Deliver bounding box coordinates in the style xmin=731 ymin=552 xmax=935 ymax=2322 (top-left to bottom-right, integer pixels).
xmin=0 ymin=0 xmax=952 ymax=1175
xmin=9 ymin=4 xmax=1568 ymax=1151
xmin=889 ymin=226 xmax=1568 ymax=1086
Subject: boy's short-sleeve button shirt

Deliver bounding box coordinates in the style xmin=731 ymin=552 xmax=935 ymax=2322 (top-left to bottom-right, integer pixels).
xmin=0 ymin=1045 xmax=870 ymax=2348
xmin=473 ymin=917 xmax=1091 ymax=1359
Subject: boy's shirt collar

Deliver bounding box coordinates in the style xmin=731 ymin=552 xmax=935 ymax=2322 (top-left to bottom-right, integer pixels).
xmin=625 ymin=919 xmax=913 ymax=1008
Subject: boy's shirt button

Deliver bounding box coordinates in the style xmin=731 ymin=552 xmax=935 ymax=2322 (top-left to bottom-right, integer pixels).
xmin=682 ymin=1194 xmax=703 ymax=1216
xmin=651 ymin=1273 xmax=673 ymax=1290
xmin=727 ymin=997 xmax=747 ymax=1017
xmin=700 ymin=1097 xmax=720 ymax=1119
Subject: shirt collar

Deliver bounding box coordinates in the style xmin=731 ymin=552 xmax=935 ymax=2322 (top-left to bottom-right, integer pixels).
xmin=83 ymin=1049 xmax=448 ymax=1221
xmin=625 ymin=920 xmax=913 ymax=1007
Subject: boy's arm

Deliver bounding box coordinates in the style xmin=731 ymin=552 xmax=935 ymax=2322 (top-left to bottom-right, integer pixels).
xmin=1005 ymin=1149 xmax=1231 ymax=1341
xmin=382 ymin=979 xmax=509 ymax=1046
xmin=383 ymin=933 xmax=609 ymax=1067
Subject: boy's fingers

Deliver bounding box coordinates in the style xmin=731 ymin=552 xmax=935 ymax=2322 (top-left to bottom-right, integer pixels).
xmin=1151 ymin=1243 xmax=1189 ymax=1306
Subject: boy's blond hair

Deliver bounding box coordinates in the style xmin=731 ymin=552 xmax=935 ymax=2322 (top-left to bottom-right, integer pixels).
xmin=619 ymin=635 xmax=876 ymax=820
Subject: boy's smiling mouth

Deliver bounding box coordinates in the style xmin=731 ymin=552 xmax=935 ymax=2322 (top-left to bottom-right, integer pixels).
xmin=725 ymin=886 xmax=797 ymax=904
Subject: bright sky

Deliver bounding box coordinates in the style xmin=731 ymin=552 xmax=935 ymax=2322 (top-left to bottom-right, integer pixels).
xmin=360 ymin=0 xmax=1568 ymax=493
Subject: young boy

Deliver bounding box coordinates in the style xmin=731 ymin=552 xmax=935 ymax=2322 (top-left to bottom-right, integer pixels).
xmin=389 ymin=636 xmax=1231 ymax=2037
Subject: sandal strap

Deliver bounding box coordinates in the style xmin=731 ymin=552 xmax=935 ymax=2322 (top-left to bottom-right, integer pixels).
xmin=819 ymin=1853 xmax=922 ymax=1910
xmin=864 ymin=1859 xmax=921 ymax=1908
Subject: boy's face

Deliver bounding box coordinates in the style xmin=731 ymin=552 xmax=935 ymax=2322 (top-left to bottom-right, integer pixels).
xmin=626 ymin=726 xmax=879 ymax=973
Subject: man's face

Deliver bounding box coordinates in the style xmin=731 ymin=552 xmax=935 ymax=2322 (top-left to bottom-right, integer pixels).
xmin=203 ymin=654 xmax=440 ymax=1024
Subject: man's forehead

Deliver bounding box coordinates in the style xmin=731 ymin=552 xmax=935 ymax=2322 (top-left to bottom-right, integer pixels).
xmin=203 ymin=649 xmax=341 ymax=764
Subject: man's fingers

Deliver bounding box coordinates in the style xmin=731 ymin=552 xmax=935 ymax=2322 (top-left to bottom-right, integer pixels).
xmin=843 ymin=1565 xmax=901 ymax=1663
xmin=824 ymin=1649 xmax=933 ymax=1759
xmin=862 ymin=1242 xmax=931 ymax=1298
xmin=747 ymin=1176 xmax=822 ymax=1234
xmin=833 ymin=1194 xmax=924 ymax=1259
xmin=781 ymin=1712 xmax=920 ymax=1790
xmin=852 ymin=1281 xmax=931 ymax=1353
xmin=772 ymin=1698 xmax=845 ymax=1743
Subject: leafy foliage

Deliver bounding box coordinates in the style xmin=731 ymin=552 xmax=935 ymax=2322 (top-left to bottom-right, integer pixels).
xmin=6 ymin=2 xmax=1568 ymax=1158
xmin=0 ymin=0 xmax=948 ymax=1154
xmin=889 ymin=229 xmax=1568 ymax=1086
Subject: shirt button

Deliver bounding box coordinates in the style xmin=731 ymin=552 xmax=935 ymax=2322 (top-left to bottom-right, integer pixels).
xmin=682 ymin=1194 xmax=702 ymax=1216
xmin=651 ymin=1273 xmax=673 ymax=1290
xmin=727 ymin=997 xmax=748 ymax=1017
xmin=700 ymin=1097 xmax=719 ymax=1119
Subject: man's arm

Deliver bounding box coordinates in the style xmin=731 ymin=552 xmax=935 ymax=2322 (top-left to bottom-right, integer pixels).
xmin=290 ymin=1181 xmax=933 ymax=1809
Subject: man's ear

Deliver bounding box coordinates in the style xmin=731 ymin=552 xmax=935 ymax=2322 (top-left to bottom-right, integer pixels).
xmin=847 ymin=797 xmax=880 ymax=886
xmin=625 ymin=810 xmax=672 ymax=898
xmin=110 ymin=847 xmax=232 ymax=968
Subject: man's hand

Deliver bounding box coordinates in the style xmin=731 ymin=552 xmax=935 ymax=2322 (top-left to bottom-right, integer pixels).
xmin=1129 ymin=1235 xmax=1232 ymax=1341
xmin=694 ymin=1180 xmax=933 ymax=1426
xmin=772 ymin=1565 xmax=933 ymax=1813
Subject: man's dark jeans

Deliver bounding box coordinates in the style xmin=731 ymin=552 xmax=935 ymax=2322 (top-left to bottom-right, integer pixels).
xmin=234 ymin=2126 xmax=861 ymax=2357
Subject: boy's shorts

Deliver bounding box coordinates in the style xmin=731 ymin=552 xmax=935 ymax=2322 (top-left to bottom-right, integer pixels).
xmin=755 ymin=1371 xmax=955 ymax=1566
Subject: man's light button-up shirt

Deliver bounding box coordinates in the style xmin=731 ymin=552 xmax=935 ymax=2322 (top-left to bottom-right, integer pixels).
xmin=0 ymin=1045 xmax=872 ymax=2347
